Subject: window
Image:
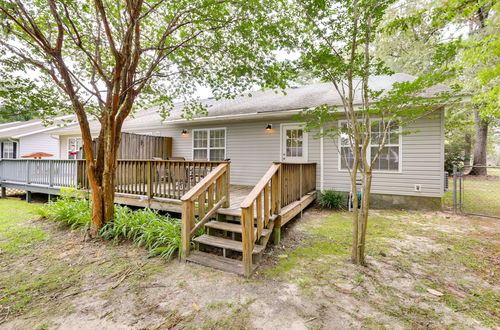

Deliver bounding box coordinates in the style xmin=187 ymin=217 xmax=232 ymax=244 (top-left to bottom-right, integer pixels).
xmin=339 ymin=121 xmax=401 ymax=172
xmin=192 ymin=128 xmax=226 ymax=161
xmin=2 ymin=141 xmax=16 ymax=159
xmin=370 ymin=122 xmax=400 ymax=171
xmin=68 ymin=137 xmax=83 ymax=159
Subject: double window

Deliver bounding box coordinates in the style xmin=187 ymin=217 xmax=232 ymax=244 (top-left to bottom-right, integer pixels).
xmin=339 ymin=121 xmax=401 ymax=172
xmin=68 ymin=137 xmax=83 ymax=159
xmin=192 ymin=128 xmax=226 ymax=161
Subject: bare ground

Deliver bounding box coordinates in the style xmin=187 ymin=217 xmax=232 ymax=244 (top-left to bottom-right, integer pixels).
xmin=1 ymin=207 xmax=498 ymax=329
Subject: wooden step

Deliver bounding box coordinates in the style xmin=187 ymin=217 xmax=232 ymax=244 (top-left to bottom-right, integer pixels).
xmin=194 ymin=234 xmax=266 ymax=254
xmin=205 ymin=221 xmax=272 ymax=237
xmin=186 ymin=251 xmax=247 ymax=275
xmin=216 ymin=208 xmax=241 ymax=217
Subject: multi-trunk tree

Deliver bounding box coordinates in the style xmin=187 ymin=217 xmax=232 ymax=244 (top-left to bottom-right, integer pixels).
xmin=293 ymin=0 xmax=456 ymax=265
xmin=0 ymin=0 xmax=293 ymax=235
xmin=378 ymin=0 xmax=499 ymax=175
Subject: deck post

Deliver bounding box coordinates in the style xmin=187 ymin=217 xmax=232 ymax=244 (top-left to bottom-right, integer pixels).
xmin=180 ymin=200 xmax=194 ymax=261
xmin=1 ymin=186 xmax=6 ymax=199
xmin=276 ymin=165 xmax=282 ymax=213
xmin=241 ymin=207 xmax=253 ymax=277
xmin=26 ymin=191 xmax=32 ymax=203
xmin=273 ymin=227 xmax=281 ymax=244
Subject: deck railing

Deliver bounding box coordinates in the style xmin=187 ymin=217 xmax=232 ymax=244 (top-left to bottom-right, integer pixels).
xmin=240 ymin=162 xmax=316 ymax=276
xmin=180 ymin=162 xmax=230 ymax=260
xmin=280 ymin=163 xmax=317 ymax=207
xmin=0 ymin=159 xmax=78 ymax=187
xmin=0 ymin=159 xmax=226 ymax=201
xmin=77 ymin=159 xmax=226 ymax=200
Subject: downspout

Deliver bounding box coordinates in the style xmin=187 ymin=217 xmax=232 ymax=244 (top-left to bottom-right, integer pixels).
xmin=50 ymin=135 xmax=61 ymax=158
xmin=320 ymin=128 xmax=324 ymax=192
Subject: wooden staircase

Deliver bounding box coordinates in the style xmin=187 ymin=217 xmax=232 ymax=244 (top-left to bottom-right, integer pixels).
xmin=186 ymin=212 xmax=276 ymax=275
xmin=180 ymin=162 xmax=317 ymax=276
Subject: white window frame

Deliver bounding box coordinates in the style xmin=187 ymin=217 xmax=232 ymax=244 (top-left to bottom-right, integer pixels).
xmin=67 ymin=137 xmax=83 ymax=160
xmin=191 ymin=128 xmax=227 ymax=161
xmin=337 ymin=120 xmax=402 ymax=173
xmin=2 ymin=141 xmax=16 ymax=159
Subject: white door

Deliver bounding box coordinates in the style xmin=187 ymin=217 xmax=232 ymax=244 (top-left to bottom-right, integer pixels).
xmin=281 ymin=124 xmax=308 ymax=162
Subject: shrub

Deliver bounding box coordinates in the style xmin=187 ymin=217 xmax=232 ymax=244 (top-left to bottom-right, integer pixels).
xmin=38 ymin=187 xmax=91 ymax=229
xmin=317 ymin=190 xmax=345 ymax=210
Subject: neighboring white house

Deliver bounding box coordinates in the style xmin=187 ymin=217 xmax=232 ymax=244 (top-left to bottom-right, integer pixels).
xmin=0 ymin=115 xmax=74 ymax=159
xmin=49 ymin=73 xmax=448 ymax=209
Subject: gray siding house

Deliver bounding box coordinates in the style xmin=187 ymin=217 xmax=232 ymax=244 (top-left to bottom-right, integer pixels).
xmin=51 ymin=73 xmax=446 ymax=209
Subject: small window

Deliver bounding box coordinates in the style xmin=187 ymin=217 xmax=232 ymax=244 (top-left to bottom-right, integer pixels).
xmin=2 ymin=141 xmax=16 ymax=159
xmin=68 ymin=137 xmax=83 ymax=159
xmin=339 ymin=120 xmax=401 ymax=172
xmin=192 ymin=128 xmax=226 ymax=161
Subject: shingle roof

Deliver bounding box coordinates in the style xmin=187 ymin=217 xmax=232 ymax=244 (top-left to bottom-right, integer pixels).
xmin=50 ymin=73 xmax=450 ymax=134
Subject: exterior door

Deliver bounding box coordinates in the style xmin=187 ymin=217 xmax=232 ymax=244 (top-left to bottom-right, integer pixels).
xmin=281 ymin=124 xmax=308 ymax=162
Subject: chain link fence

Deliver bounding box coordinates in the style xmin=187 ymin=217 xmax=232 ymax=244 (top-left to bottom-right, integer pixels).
xmin=449 ymin=165 xmax=500 ymax=219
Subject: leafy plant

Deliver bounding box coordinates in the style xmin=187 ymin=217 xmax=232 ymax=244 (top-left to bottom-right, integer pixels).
xmin=100 ymin=206 xmax=186 ymax=260
xmin=317 ymin=190 xmax=345 ymax=210
xmin=40 ymin=188 xmax=189 ymax=259
xmin=38 ymin=187 xmax=91 ymax=229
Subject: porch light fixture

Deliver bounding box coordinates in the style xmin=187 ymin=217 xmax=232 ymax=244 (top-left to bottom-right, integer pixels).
xmin=265 ymin=124 xmax=272 ymax=131
xmin=181 ymin=129 xmax=188 ymax=136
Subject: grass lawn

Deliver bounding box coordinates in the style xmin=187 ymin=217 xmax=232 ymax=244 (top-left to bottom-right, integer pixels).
xmin=0 ymin=198 xmax=498 ymax=329
xmin=0 ymin=199 xmax=45 ymax=255
xmin=444 ymin=175 xmax=500 ymax=217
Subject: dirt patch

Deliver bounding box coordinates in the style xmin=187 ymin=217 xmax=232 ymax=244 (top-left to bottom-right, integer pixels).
xmin=1 ymin=208 xmax=499 ymax=329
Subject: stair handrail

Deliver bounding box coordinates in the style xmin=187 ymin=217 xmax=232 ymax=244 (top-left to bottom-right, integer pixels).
xmin=240 ymin=163 xmax=282 ymax=276
xmin=180 ymin=162 xmax=230 ymax=260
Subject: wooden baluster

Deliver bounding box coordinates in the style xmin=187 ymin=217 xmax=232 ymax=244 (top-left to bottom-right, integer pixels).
xmin=198 ymin=190 xmax=206 ymax=220
xmin=249 ymin=203 xmax=255 ymax=243
xmin=256 ymin=193 xmax=263 ymax=238
xmin=216 ymin=176 xmax=223 ymax=202
xmin=207 ymin=184 xmax=214 ymax=212
xmin=147 ymin=161 xmax=152 ymax=200
xmin=264 ymin=183 xmax=270 ymax=226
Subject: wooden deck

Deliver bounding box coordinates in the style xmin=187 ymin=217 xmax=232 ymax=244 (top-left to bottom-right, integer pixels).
xmin=1 ymin=159 xmax=318 ymax=276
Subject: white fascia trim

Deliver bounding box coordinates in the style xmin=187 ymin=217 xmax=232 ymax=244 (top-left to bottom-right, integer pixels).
xmin=12 ymin=126 xmax=64 ymax=139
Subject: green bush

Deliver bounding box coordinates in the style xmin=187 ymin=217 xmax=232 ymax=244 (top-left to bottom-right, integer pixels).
xmin=39 ymin=188 xmax=187 ymax=259
xmin=317 ymin=190 xmax=345 ymax=210
xmin=38 ymin=187 xmax=91 ymax=229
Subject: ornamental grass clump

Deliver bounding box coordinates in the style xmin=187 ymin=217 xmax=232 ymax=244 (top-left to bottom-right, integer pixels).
xmin=38 ymin=187 xmax=91 ymax=229
xmin=100 ymin=206 xmax=184 ymax=260
xmin=317 ymin=190 xmax=345 ymax=210
xmin=40 ymin=188 xmax=186 ymax=259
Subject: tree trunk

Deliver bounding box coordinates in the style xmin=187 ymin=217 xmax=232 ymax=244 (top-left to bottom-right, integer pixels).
xmin=469 ymin=109 xmax=488 ymax=176
xmin=87 ymin=127 xmax=121 ymax=237
xmin=356 ymin=171 xmax=372 ymax=266
xmin=464 ymin=133 xmax=472 ymax=166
